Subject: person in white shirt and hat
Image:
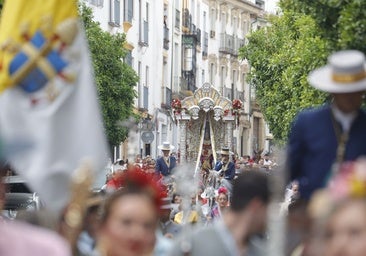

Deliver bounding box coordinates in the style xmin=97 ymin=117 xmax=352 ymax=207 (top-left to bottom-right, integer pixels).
xmin=155 ymin=142 xmax=177 ymax=178
xmin=214 ymin=147 xmax=236 ymax=180
xmin=214 ymin=147 xmax=236 ymax=194
xmin=288 ymin=50 xmax=366 ymax=199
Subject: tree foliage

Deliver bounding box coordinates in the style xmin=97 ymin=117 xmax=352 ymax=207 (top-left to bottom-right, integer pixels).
xmin=0 ymin=0 xmax=3 ymax=15
xmin=79 ymin=4 xmax=138 ymax=147
xmin=240 ymin=0 xmax=366 ymax=142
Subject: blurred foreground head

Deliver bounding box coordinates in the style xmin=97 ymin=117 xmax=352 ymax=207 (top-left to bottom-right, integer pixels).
xmin=232 ymin=171 xmax=270 ymax=212
xmin=97 ymin=167 xmax=166 ymax=256
xmin=230 ymin=171 xmax=270 ymax=236
xmin=308 ymin=158 xmax=366 ymax=256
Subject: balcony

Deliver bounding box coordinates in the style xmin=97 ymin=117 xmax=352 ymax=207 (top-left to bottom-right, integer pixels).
xmin=219 ymin=33 xmax=234 ymax=55
xmin=233 ymin=37 xmax=245 ymax=56
xmin=219 ymin=34 xmax=245 ymax=56
xmin=163 ymin=27 xmax=169 ymax=50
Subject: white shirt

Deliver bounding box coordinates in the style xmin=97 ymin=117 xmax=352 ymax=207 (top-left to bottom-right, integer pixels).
xmin=332 ymin=105 xmax=357 ymax=132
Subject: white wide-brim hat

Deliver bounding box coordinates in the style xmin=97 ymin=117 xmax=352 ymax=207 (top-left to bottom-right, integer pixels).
xmin=158 ymin=141 xmax=175 ymax=151
xmin=308 ymin=50 xmax=366 ymax=93
xmin=217 ymin=147 xmax=233 ymax=155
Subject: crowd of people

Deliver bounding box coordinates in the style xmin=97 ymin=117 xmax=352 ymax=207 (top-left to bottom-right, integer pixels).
xmin=1 ymin=49 xmax=366 ymax=256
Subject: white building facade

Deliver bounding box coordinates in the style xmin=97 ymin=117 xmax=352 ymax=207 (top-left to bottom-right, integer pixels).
xmin=84 ymin=0 xmax=272 ymax=161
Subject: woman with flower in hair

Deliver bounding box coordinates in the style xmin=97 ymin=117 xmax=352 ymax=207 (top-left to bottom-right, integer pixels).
xmin=208 ymin=187 xmax=229 ymax=222
xmin=95 ymin=167 xmax=166 ymax=256
xmin=322 ymin=199 xmax=366 ymax=256
xmin=304 ymin=159 xmax=366 ymax=256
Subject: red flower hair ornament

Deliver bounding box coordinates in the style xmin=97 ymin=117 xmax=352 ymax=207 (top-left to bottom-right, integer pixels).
xmin=107 ymin=166 xmax=167 ymax=209
xmin=215 ymin=187 xmax=229 ymax=197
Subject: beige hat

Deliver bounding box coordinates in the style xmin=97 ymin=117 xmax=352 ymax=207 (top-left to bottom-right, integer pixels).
xmin=158 ymin=141 xmax=175 ymax=151
xmin=217 ymin=147 xmax=233 ymax=155
xmin=308 ymin=50 xmax=366 ymax=93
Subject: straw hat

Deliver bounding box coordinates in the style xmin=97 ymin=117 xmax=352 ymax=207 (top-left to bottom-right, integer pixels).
xmin=217 ymin=147 xmax=233 ymax=155
xmin=308 ymin=50 xmax=366 ymax=93
xmin=158 ymin=141 xmax=175 ymax=151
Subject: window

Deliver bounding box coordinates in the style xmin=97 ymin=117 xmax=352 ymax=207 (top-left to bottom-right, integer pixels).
xmin=232 ymin=70 xmax=236 ymax=99
xmin=109 ymin=0 xmax=120 ymax=26
xmin=114 ymin=0 xmax=120 ymax=25
xmin=233 ymin=70 xmax=237 ymax=88
xmin=220 ymin=66 xmax=225 ymax=94
xmin=139 ymin=2 xmax=149 ymax=46
xmin=255 ymin=0 xmax=265 ymax=9
xmin=175 ymin=9 xmax=180 ymax=28
xmin=143 ymin=85 xmax=149 ymax=109
xmin=162 ymin=125 xmax=167 ymax=142
xmin=124 ymin=50 xmax=132 ymax=67
xmin=146 ymin=2 xmax=149 ymax=23
xmin=175 ymin=0 xmax=180 ymax=28
xmin=145 ymin=65 xmax=149 ymax=87
xmin=88 ymin=0 xmax=104 ymax=7
xmin=138 ymin=61 xmax=142 ymax=108
xmin=233 ymin=17 xmax=237 ymax=35
xmin=197 ymin=3 xmax=200 ymax=28
xmin=123 ymin=0 xmax=133 ymax=22
xmin=210 ymin=8 xmax=216 ymax=31
xmin=210 ymin=63 xmax=215 ymax=84
xmin=221 ymin=12 xmax=226 ymax=32
xmin=243 ymin=20 xmax=248 ymax=36
xmin=203 ymin=11 xmax=206 ymax=32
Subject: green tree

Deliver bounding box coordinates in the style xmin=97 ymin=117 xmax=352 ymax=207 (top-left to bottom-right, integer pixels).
xmin=240 ymin=0 xmax=366 ymax=142
xmin=0 ymin=0 xmax=3 ymax=15
xmin=80 ymin=4 xmax=138 ymax=147
xmin=280 ymin=0 xmax=366 ymax=52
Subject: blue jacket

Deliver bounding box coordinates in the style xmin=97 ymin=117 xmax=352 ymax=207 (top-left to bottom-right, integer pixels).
xmin=288 ymin=105 xmax=366 ymax=199
xmin=155 ymin=156 xmax=176 ymax=176
xmin=214 ymin=161 xmax=235 ymax=180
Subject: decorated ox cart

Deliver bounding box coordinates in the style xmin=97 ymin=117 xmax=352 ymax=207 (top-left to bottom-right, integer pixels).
xmin=172 ymin=83 xmax=242 ymax=173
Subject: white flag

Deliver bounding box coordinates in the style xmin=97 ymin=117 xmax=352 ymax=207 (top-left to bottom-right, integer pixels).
xmin=0 ymin=0 xmax=109 ymax=211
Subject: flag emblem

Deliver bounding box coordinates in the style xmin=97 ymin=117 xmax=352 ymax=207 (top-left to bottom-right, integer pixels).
xmin=3 ymin=18 xmax=78 ymax=105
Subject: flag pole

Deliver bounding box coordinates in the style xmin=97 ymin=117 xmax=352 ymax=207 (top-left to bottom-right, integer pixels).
xmin=194 ymin=113 xmax=207 ymax=176
xmin=60 ymin=161 xmax=94 ymax=255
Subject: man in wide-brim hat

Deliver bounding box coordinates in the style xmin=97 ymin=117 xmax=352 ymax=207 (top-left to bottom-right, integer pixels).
xmin=288 ymin=50 xmax=366 ymax=199
xmin=155 ymin=141 xmax=177 ymax=178
xmin=214 ymin=147 xmax=236 ymax=192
